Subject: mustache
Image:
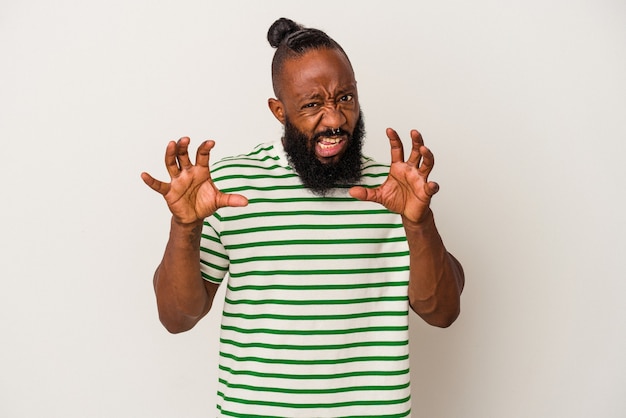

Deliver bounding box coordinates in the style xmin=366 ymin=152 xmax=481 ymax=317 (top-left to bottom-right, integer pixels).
xmin=313 ymin=128 xmax=350 ymax=140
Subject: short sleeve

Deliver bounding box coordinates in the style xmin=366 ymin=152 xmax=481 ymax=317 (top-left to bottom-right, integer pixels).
xmin=199 ymin=215 xmax=229 ymax=284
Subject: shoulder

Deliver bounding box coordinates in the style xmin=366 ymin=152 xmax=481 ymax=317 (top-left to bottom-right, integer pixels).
xmin=211 ymin=142 xmax=281 ymax=171
xmin=211 ymin=142 xmax=291 ymax=179
xmin=210 ymin=141 xmax=298 ymax=192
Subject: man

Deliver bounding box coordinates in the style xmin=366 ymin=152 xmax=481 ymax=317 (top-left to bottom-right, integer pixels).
xmin=142 ymin=17 xmax=464 ymax=418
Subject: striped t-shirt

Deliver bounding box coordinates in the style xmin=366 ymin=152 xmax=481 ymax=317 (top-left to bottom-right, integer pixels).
xmin=200 ymin=141 xmax=412 ymax=417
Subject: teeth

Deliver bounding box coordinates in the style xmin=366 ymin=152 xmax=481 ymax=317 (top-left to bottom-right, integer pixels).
xmin=319 ymin=137 xmax=342 ymax=149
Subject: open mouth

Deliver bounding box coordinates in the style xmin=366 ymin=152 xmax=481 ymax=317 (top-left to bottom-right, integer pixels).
xmin=316 ymin=136 xmax=347 ymax=159
xmin=318 ymin=136 xmax=344 ymax=149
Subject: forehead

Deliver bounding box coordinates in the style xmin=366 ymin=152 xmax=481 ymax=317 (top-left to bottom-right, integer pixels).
xmin=279 ymin=48 xmax=357 ymax=98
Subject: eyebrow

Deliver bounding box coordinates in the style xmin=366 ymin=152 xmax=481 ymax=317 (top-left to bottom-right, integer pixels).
xmin=300 ymin=86 xmax=356 ymax=102
xmin=301 ymin=92 xmax=324 ymax=101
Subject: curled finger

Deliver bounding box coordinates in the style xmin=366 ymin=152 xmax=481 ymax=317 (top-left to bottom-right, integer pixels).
xmin=418 ymin=145 xmax=435 ymax=176
xmin=164 ymin=141 xmax=181 ymax=178
xmin=195 ymin=140 xmax=216 ymax=168
xmin=407 ymin=130 xmax=425 ymax=167
xmin=425 ymin=181 xmax=439 ymax=197
xmin=386 ymin=128 xmax=405 ymax=164
xmin=176 ymin=137 xmax=193 ymax=171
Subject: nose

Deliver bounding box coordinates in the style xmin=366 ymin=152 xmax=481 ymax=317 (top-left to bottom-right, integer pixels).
xmin=321 ymin=105 xmax=346 ymax=130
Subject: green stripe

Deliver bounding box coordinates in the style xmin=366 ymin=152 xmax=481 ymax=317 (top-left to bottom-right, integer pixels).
xmin=219 ymin=338 xmax=408 ymax=351
xmin=225 ymin=236 xmax=407 ymax=250
xmin=343 ymin=413 xmax=411 ymax=418
xmin=362 ymin=161 xmax=389 ymax=169
xmin=229 ymin=266 xmax=409 ymax=278
xmin=218 ymin=409 xmax=410 ymax=418
xmin=227 ymin=280 xmax=408 ymax=292
xmin=225 ymin=295 xmax=407 ymax=306
xmin=224 ymin=146 xmax=276 ymax=158
xmin=212 ymin=157 xmax=282 ymax=173
xmin=219 ymin=351 xmax=409 ymax=365
xmin=217 ymin=392 xmax=410 ymax=409
xmin=220 ymin=222 xmax=403 ymax=236
xmin=361 ymin=171 xmax=390 ymax=178
xmin=230 ymin=251 xmax=409 ymax=264
xmin=218 ymin=378 xmax=410 ymax=395
xmin=220 ymin=209 xmax=392 ymax=222
xmin=214 ymin=172 xmax=296 ymax=182
xmin=200 ymin=232 xmax=220 ymax=242
xmin=247 ymin=196 xmax=357 ymax=204
xmin=213 ymin=160 xmax=281 ymax=172
xmin=200 ymin=226 xmax=221 ymax=242
xmin=199 ymin=259 xmax=228 ymax=272
xmin=214 ymin=146 xmax=275 ymax=162
xmin=218 ymin=410 xmax=278 ymax=418
xmin=221 ymin=310 xmax=407 ymax=321
xmin=218 ymin=365 xmax=409 ymax=380
xmin=199 ymin=245 xmax=228 ymax=260
xmin=221 ymin=324 xmax=408 ymax=336
xmin=200 ymin=271 xmax=222 ymax=282
xmin=220 ymin=184 xmax=304 ymax=193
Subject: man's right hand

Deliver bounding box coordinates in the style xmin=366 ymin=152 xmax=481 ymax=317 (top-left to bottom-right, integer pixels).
xmin=141 ymin=137 xmax=248 ymax=225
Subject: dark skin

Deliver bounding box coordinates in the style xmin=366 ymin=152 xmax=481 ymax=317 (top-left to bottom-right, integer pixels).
xmin=142 ymin=47 xmax=464 ymax=332
xmin=141 ymin=138 xmax=247 ymax=332
xmin=354 ymin=129 xmax=465 ymax=325
xmin=268 ymin=49 xmax=359 ymax=164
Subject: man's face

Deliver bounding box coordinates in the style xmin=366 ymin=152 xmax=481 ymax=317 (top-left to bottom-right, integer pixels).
xmin=269 ymin=47 xmax=364 ymax=194
xmin=272 ymin=47 xmax=361 ymax=165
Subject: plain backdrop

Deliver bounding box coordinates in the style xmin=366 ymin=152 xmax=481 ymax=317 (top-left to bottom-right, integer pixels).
xmin=1 ymin=1 xmax=625 ymax=417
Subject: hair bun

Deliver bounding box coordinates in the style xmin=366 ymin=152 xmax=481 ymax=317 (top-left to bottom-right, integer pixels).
xmin=267 ymin=18 xmax=303 ymax=48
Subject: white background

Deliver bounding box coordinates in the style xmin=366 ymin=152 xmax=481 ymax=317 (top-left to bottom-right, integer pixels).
xmin=1 ymin=1 xmax=625 ymax=417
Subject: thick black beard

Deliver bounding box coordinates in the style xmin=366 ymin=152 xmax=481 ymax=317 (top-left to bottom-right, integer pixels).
xmin=283 ymin=111 xmax=365 ymax=196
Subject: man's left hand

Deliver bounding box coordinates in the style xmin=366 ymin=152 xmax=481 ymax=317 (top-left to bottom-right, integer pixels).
xmin=349 ymin=128 xmax=439 ymax=224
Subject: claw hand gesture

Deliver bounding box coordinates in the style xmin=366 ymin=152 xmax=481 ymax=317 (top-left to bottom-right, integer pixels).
xmin=350 ymin=128 xmax=439 ymax=224
xmin=141 ymin=137 xmax=248 ymax=225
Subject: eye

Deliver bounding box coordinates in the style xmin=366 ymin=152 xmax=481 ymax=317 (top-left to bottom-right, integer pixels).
xmin=302 ymin=102 xmax=319 ymax=109
xmin=339 ymin=94 xmax=354 ymax=102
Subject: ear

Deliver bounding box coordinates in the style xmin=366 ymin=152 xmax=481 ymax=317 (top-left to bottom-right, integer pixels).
xmin=268 ymin=98 xmax=286 ymax=125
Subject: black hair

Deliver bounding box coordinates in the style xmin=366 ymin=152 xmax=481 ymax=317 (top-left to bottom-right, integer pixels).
xmin=267 ymin=18 xmax=352 ymax=98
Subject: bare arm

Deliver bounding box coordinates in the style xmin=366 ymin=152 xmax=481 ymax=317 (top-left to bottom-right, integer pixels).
xmin=152 ymin=219 xmax=216 ymax=333
xmin=402 ymin=210 xmax=464 ymax=327
xmin=142 ymin=137 xmax=248 ymax=333
xmin=350 ymin=128 xmax=464 ymax=327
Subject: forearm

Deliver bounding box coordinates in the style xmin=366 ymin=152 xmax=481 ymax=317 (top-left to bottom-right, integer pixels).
xmin=403 ymin=210 xmax=464 ymax=327
xmin=154 ymin=217 xmax=213 ymax=333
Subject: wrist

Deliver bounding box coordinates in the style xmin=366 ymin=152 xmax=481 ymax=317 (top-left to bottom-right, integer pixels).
xmin=171 ymin=216 xmax=204 ymax=229
xmin=169 ymin=216 xmax=204 ymax=248
xmin=402 ymin=209 xmax=435 ymax=231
